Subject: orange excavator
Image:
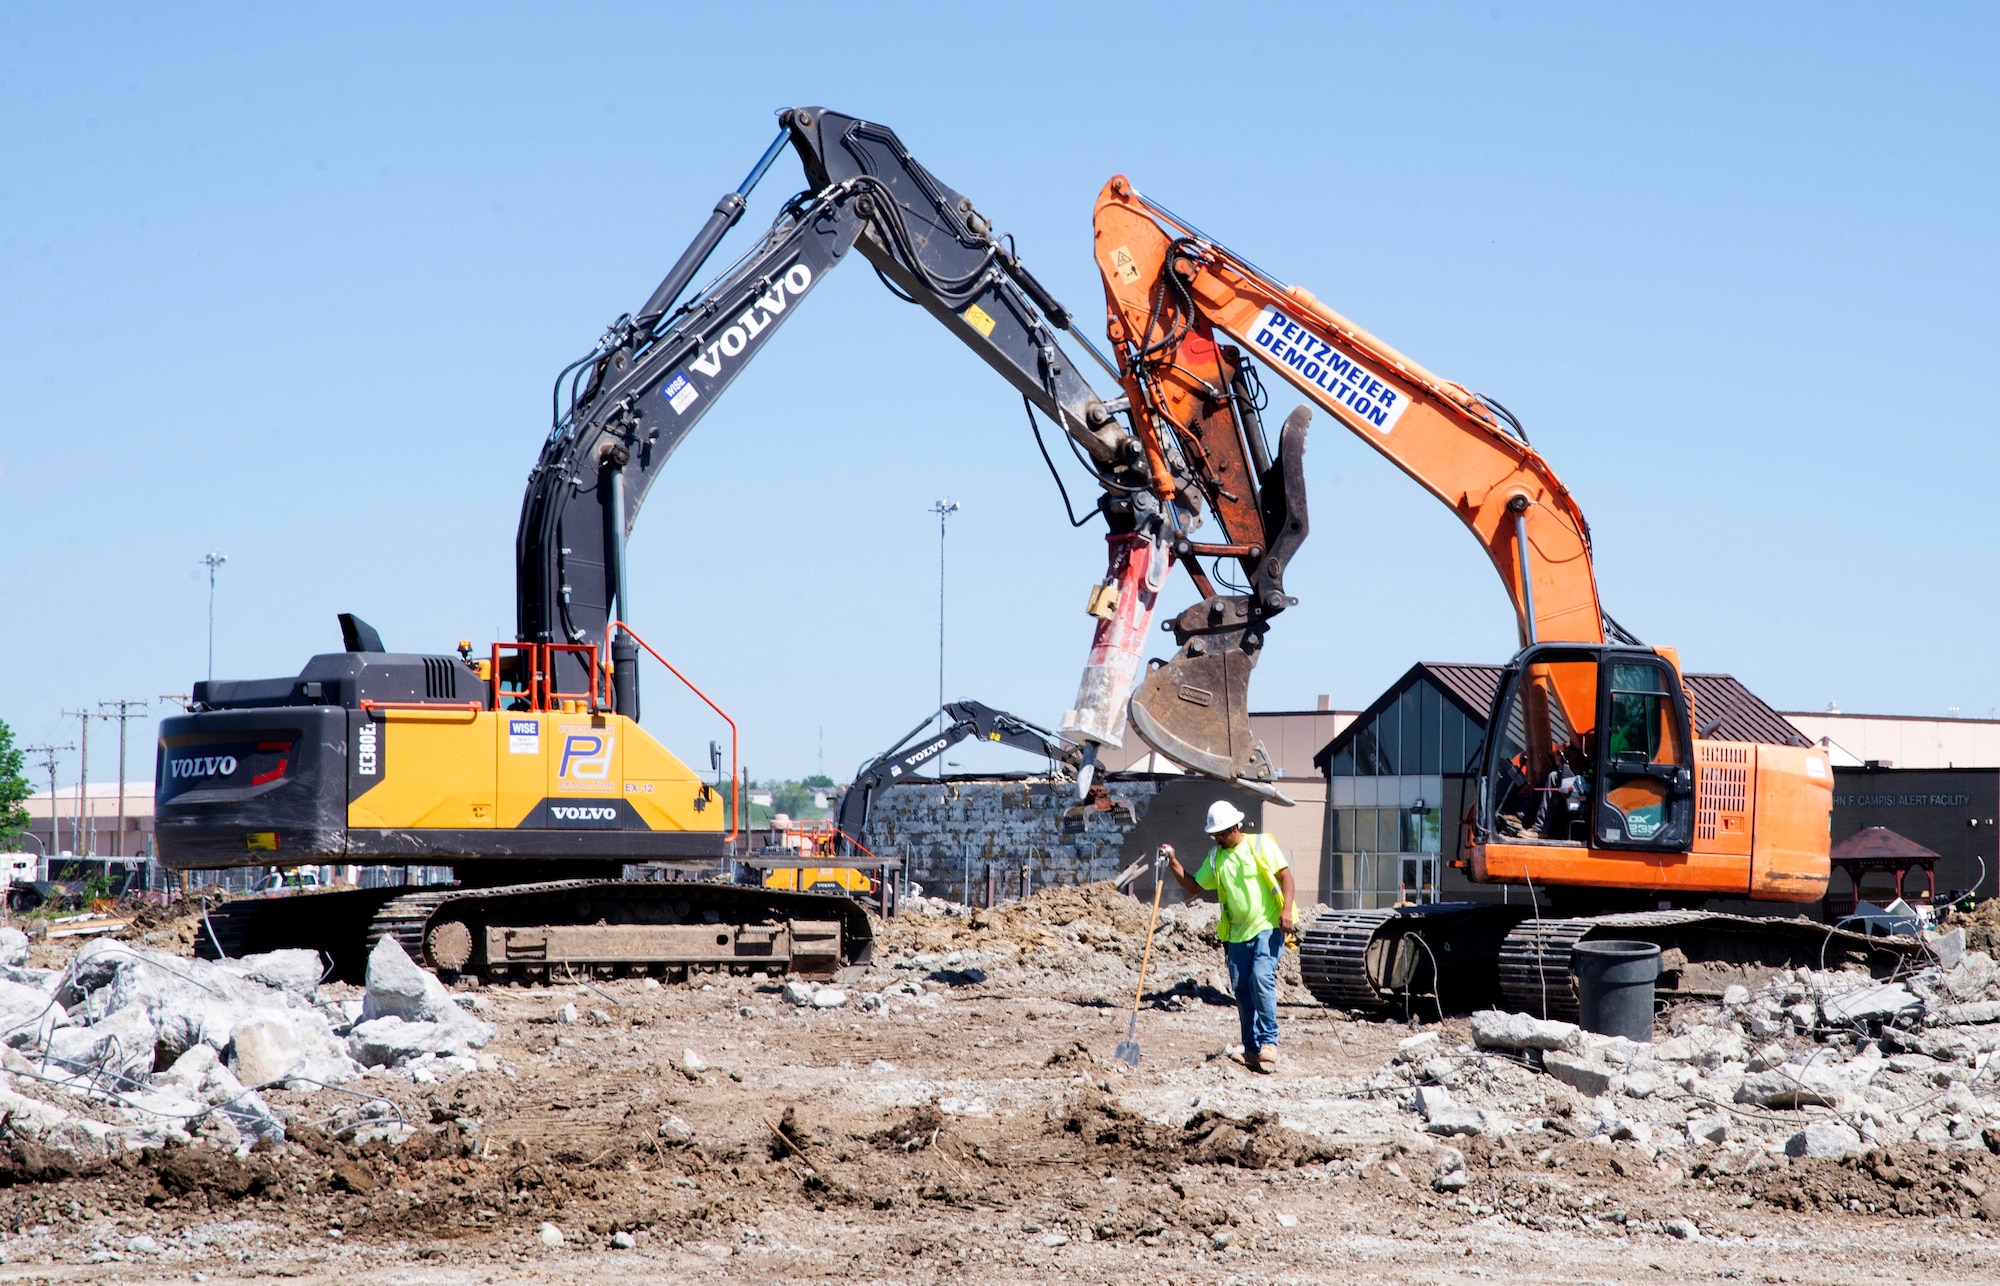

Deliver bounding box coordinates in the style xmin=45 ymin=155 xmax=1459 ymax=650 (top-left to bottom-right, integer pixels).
xmin=1095 ymin=177 xmax=1910 ymax=1016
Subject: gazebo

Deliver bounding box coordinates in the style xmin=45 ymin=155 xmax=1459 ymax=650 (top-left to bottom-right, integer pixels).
xmin=1827 ymin=826 xmax=1939 ymax=916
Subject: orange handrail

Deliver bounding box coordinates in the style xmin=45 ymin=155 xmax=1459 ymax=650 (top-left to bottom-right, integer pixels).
xmin=490 ymin=642 xmax=544 ymax=711
xmin=545 ymin=643 xmax=600 ymax=709
xmin=605 ymin=620 xmax=739 ymax=845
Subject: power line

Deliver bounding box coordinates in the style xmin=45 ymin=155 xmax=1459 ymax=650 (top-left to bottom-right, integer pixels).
xmin=96 ymin=701 xmax=149 ymax=859
xmin=23 ymin=744 xmax=70 ymax=857
xmin=58 ymin=710 xmax=92 ymax=858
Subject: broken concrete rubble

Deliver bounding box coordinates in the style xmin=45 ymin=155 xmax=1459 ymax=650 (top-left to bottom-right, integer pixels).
xmin=344 ymin=938 xmax=493 ymax=1070
xmin=1787 ymin=1119 xmax=1864 ymax=1159
xmin=1395 ymin=947 xmax=2000 ymax=1182
xmin=1543 ymin=1050 xmax=1616 ymax=1098
xmin=1470 ymin=1010 xmax=1581 ymax=1053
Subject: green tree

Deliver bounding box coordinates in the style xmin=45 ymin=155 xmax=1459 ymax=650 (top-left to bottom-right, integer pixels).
xmin=0 ymin=721 xmax=30 ymax=849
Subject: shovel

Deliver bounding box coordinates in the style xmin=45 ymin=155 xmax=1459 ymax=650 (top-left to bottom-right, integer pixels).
xmin=1115 ymin=847 xmax=1169 ymax=1068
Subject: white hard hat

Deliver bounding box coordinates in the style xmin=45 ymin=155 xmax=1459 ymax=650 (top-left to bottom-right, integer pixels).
xmin=1203 ymin=800 xmax=1246 ymax=834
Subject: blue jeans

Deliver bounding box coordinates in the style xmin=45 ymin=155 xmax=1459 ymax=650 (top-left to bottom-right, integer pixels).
xmin=1225 ymin=927 xmax=1284 ymax=1052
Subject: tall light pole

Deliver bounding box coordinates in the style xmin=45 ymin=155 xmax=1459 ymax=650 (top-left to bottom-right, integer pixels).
xmin=928 ymin=497 xmax=959 ymax=775
xmin=201 ymin=553 xmax=228 ymax=682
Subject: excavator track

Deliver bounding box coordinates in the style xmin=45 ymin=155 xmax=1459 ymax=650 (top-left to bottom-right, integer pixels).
xmin=1496 ymin=910 xmax=1929 ymax=1022
xmin=1294 ymin=904 xmax=1931 ymax=1021
xmin=365 ymin=878 xmax=874 ymax=982
xmin=200 ymin=879 xmax=874 ymax=984
xmin=1297 ymin=910 xmax=1401 ymax=1010
xmin=1296 ymin=903 xmax=1531 ymax=1015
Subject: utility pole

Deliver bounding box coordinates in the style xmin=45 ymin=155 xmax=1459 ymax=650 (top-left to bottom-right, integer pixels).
xmin=97 ymin=701 xmax=148 ymax=859
xmin=928 ymin=497 xmax=959 ymax=776
xmin=201 ymin=552 xmax=228 ymax=682
xmin=60 ymin=710 xmax=91 ymax=858
xmin=24 ymin=744 xmax=70 ymax=861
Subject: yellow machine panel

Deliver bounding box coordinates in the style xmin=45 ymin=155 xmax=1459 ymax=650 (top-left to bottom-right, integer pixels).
xmin=351 ymin=710 xmax=722 ymax=840
xmin=347 ymin=710 xmax=498 ymax=830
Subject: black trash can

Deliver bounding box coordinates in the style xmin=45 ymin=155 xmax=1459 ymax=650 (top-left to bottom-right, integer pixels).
xmin=1570 ymin=939 xmax=1661 ymax=1042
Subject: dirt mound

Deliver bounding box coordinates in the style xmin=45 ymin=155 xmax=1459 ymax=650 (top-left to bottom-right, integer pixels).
xmin=1695 ymin=1141 xmax=2000 ymax=1219
xmin=144 ymin=1142 xmax=284 ymax=1203
xmin=0 ymin=1138 xmax=107 ymax=1187
xmin=1058 ymin=1089 xmax=1337 ymax=1170
xmin=1945 ymin=899 xmax=2000 ymax=956
xmin=878 ymin=879 xmax=1216 ymax=962
xmin=870 ymin=1103 xmax=946 ymax=1151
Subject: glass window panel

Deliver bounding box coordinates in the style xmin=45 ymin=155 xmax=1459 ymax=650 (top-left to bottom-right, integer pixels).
xmin=1378 ymin=699 xmax=1401 ymax=777
xmin=1419 ymin=683 xmax=1442 ymax=775
xmin=1403 ymin=686 xmax=1424 ymax=775
xmin=1442 ymin=705 xmax=1466 ymax=775
xmin=1330 ymin=743 xmax=1354 ymax=777
xmin=1352 ymin=723 xmax=1379 ymax=778
xmin=1422 ymin=808 xmax=1442 ymax=854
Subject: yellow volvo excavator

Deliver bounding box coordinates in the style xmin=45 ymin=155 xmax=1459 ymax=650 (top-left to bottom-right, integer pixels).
xmin=1090 ymin=177 xmax=1915 ymax=1016
xmin=154 ymin=111 xmax=1307 ymax=981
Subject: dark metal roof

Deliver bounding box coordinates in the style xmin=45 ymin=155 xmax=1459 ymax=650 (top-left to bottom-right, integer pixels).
xmin=1832 ymin=826 xmax=1940 ymax=861
xmin=1312 ymin=660 xmax=1809 ymax=775
xmin=1683 ymin=673 xmax=1811 ymax=748
xmin=1419 ymin=663 xmax=1506 ymax=723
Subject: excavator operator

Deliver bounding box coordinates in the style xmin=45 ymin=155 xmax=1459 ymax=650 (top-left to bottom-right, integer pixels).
xmin=1499 ymin=739 xmax=1594 ymax=841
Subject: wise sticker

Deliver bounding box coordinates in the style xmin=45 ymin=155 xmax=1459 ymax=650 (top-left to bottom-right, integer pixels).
xmin=1245 ymin=306 xmax=1410 ymax=433
xmin=662 ymin=372 xmax=699 ymax=415
xmin=508 ymin=719 xmax=540 ymax=756
xmin=1110 ymin=245 xmax=1142 ymax=284
xmin=962 ymin=303 xmax=997 ymax=338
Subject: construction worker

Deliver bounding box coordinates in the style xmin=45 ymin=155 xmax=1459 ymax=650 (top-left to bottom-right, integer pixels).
xmin=1162 ymin=800 xmax=1295 ymax=1074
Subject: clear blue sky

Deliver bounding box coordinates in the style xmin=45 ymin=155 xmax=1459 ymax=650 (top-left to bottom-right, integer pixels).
xmin=4 ymin=3 xmax=1995 ymax=790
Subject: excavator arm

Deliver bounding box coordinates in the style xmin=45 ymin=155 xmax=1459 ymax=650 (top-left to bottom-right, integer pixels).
xmin=1094 ymin=176 xmax=1605 ymax=652
xmin=518 ymin=109 xmax=1152 ymax=708
xmin=832 ymin=701 xmax=1080 ymax=847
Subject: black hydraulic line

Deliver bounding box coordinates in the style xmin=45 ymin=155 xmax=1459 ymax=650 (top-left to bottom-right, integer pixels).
xmin=1023 ymin=395 xmax=1097 ymax=528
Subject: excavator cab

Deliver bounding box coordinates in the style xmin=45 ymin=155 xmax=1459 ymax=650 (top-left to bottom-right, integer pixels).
xmin=1478 ymin=644 xmax=1695 ymax=854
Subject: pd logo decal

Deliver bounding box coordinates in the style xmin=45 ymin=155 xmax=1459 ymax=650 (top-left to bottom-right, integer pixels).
xmin=558 ymin=732 xmax=614 ymax=781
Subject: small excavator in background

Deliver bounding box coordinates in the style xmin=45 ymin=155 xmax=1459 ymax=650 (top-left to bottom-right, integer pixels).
xmin=758 ymin=701 xmax=1080 ymax=899
xmin=831 ymin=700 xmax=1082 ymax=847
xmin=1092 ymin=176 xmax=1917 ymax=1017
xmin=153 ymin=111 xmax=1305 ymax=982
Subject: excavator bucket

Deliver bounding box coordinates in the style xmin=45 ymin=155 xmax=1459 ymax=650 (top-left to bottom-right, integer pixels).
xmin=1129 ymin=406 xmax=1309 ymax=803
xmin=1128 ymin=595 xmax=1287 ymax=797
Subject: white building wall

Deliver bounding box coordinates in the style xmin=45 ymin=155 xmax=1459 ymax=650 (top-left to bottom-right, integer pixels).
xmin=1783 ymin=714 xmax=2000 ymax=770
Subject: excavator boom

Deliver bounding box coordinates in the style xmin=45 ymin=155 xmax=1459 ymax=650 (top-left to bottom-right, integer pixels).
xmin=1094 ymin=177 xmax=1603 ymax=652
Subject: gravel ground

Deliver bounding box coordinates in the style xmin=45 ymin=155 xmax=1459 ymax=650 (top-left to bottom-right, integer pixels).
xmin=0 ymin=889 xmax=1998 ymax=1283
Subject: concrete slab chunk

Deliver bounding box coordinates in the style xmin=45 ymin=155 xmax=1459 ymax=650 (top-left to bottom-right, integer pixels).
xmin=1785 ymin=1120 xmax=1863 ymax=1159
xmin=1470 ymin=1010 xmax=1581 ymax=1052
xmin=1544 ymin=1051 xmax=1616 ymax=1098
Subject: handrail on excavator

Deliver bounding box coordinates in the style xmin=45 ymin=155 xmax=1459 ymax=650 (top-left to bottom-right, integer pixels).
xmin=602 ymin=620 xmax=740 ymax=845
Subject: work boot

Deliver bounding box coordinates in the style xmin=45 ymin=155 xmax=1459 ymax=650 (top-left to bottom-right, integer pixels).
xmin=1255 ymin=1045 xmax=1278 ymax=1074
